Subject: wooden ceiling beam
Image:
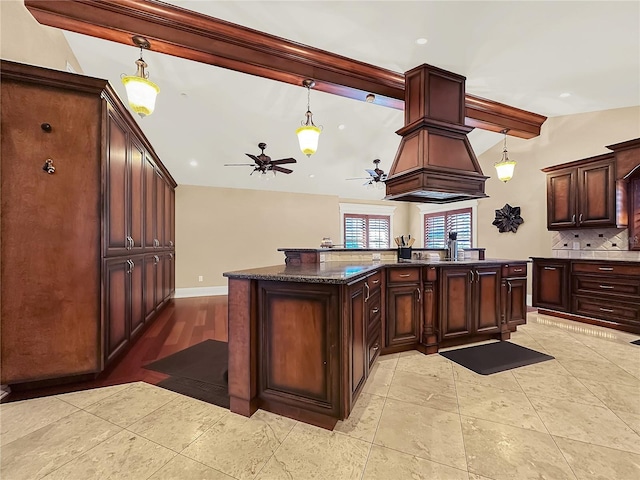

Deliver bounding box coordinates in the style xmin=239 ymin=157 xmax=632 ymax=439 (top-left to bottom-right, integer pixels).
xmin=25 ymin=0 xmax=546 ymax=138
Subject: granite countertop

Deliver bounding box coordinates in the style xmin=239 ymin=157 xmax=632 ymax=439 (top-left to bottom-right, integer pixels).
xmin=223 ymin=258 xmax=529 ymax=284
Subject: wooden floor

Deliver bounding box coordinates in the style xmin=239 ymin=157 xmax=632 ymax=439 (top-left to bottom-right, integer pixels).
xmin=5 ymin=296 xmax=228 ymax=402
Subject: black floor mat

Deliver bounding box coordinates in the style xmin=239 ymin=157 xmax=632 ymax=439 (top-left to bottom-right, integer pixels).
xmin=440 ymin=341 xmax=554 ymax=375
xmin=144 ymin=339 xmax=229 ymax=408
xmin=631 ymin=339 xmax=640 ymax=346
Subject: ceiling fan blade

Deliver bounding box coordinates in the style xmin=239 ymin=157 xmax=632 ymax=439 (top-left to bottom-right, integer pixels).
xmin=224 ymin=163 xmax=255 ymax=166
xmin=346 ymin=177 xmax=370 ymax=180
xmin=363 ymin=180 xmax=372 ymax=186
xmin=272 ymin=166 xmax=293 ymax=174
xmin=270 ymin=157 xmax=297 ymax=165
xmin=245 ymin=153 xmax=263 ymax=165
xmin=365 ymin=169 xmax=378 ymax=178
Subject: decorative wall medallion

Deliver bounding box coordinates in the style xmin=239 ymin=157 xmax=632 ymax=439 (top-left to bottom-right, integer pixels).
xmin=492 ymin=204 xmax=524 ymax=233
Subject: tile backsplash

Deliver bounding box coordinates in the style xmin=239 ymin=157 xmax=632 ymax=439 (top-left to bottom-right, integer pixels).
xmin=552 ymin=229 xmax=640 ymax=260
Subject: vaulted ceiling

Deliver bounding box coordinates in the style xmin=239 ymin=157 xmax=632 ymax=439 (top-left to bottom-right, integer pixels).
xmin=56 ymin=1 xmax=639 ymax=200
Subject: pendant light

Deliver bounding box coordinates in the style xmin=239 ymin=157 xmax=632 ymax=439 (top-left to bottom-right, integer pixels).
xmin=296 ymin=79 xmax=322 ymax=157
xmin=121 ymin=36 xmax=160 ymax=118
xmin=494 ymin=129 xmax=516 ymax=182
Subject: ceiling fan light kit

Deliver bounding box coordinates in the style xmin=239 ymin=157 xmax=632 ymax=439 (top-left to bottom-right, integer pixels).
xmin=494 ymin=129 xmax=517 ymax=182
xmin=296 ymin=79 xmax=322 ymax=157
xmin=121 ymin=35 xmax=159 ymax=118
xmin=224 ymin=142 xmax=297 ymax=177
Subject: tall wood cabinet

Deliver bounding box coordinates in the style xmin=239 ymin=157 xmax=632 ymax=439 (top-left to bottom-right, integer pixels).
xmin=0 ymin=60 xmax=177 ymax=385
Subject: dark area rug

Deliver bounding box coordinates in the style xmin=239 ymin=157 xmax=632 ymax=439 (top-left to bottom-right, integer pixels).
xmin=631 ymin=339 xmax=640 ymax=346
xmin=440 ymin=341 xmax=554 ymax=375
xmin=144 ymin=339 xmax=229 ymax=408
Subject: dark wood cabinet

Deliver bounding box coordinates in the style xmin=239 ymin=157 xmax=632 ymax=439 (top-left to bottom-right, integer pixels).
xmin=0 ymin=60 xmax=176 ymax=385
xmin=629 ymin=172 xmax=640 ymax=250
xmin=532 ymin=259 xmax=570 ymax=312
xmin=544 ymin=155 xmax=621 ymax=230
xmin=386 ymin=268 xmax=421 ymax=348
xmin=503 ymin=263 xmax=528 ymax=330
xmin=440 ymin=266 xmax=501 ymax=341
xmin=348 ymin=279 xmax=367 ymax=401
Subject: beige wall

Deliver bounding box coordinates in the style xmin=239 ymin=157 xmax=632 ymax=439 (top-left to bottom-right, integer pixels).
xmin=0 ymin=0 xmax=82 ymax=72
xmin=175 ymin=186 xmax=411 ymax=289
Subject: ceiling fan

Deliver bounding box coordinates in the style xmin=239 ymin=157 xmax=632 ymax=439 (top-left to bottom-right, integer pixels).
xmin=346 ymin=159 xmax=388 ymax=186
xmin=224 ymin=142 xmax=297 ymax=176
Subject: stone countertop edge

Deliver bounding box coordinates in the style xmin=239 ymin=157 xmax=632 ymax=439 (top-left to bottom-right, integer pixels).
xmin=277 ymin=247 xmax=486 ymax=252
xmin=223 ymin=258 xmax=528 ymax=284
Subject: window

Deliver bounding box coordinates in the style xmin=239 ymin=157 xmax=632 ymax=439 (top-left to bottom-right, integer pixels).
xmin=344 ymin=214 xmax=390 ymax=248
xmin=424 ymin=208 xmax=472 ymax=249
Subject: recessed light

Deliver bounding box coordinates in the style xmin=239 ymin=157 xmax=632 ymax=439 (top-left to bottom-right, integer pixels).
xmin=338 ymin=124 xmax=346 ymax=130
xmin=189 ymin=160 xmax=198 ymax=166
xmin=309 ymin=174 xmax=315 ymax=178
xmin=416 ymin=38 xmax=428 ymax=45
xmin=559 ymin=92 xmax=571 ymax=98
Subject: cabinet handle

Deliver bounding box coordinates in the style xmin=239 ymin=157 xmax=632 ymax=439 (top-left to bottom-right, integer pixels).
xmin=579 ymin=213 xmax=583 ymax=223
xmin=371 ymin=307 xmax=379 ymax=314
xmin=599 ymin=285 xmax=614 ymax=289
xmin=544 ymin=267 xmax=556 ymax=270
xmin=598 ymin=267 xmax=614 ymax=271
xmin=399 ymin=273 xmax=411 ymax=278
xmin=416 ymin=287 xmax=421 ymax=303
xmin=513 ymin=268 xmax=523 ymax=273
xmin=373 ymin=343 xmax=380 ymax=352
xmin=507 ymin=281 xmax=512 ymax=293
xmin=169 ymin=253 xmax=173 ymax=260
xmin=364 ymin=282 xmax=370 ymax=303
xmin=153 ymin=255 xmax=159 ymax=264
xmin=469 ymin=270 xmax=474 ymax=283
xmin=130 ymin=259 xmax=135 ymax=272
xmin=169 ymin=240 xmax=174 ymax=247
xmin=599 ymin=307 xmax=614 ymax=313
xmin=372 ymin=279 xmax=380 ymax=284
xmin=154 ymin=239 xmax=159 ymax=247
xmin=572 ymin=214 xmax=576 ymax=224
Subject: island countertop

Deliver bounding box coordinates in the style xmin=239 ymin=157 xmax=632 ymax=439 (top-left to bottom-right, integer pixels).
xmin=223 ymin=258 xmax=529 ymax=284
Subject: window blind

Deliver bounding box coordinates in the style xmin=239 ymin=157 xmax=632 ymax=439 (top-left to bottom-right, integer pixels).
xmin=344 ymin=214 xmax=390 ymax=249
xmin=424 ymin=207 xmax=472 ymax=249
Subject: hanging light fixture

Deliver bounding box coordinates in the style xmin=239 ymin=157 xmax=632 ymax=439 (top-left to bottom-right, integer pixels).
xmin=494 ymin=129 xmax=516 ymax=182
xmin=296 ymin=79 xmax=322 ymax=157
xmin=121 ymin=36 xmax=160 ymax=118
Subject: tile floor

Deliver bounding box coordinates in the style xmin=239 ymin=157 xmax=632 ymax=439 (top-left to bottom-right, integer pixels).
xmin=2 ymin=312 xmax=640 ymax=480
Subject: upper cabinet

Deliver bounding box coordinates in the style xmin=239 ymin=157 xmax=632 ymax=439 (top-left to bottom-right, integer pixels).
xmin=543 ymin=154 xmax=620 ymax=230
xmin=607 ymin=138 xmax=640 ymax=250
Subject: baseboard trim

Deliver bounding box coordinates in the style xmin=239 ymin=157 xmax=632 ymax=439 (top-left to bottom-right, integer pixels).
xmin=174 ymin=286 xmax=228 ymax=298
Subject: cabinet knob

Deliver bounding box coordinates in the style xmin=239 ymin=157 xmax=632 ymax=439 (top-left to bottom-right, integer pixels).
xmin=373 ymin=343 xmax=380 ymax=351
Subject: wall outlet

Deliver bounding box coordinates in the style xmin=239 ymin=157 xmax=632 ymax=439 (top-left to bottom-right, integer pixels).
xmin=319 ymin=253 xmax=326 ymax=263
xmin=198 ymin=275 xmax=203 ymax=282
xmin=372 ymin=253 xmax=381 ymax=261
xmin=572 ymin=241 xmax=580 ymax=250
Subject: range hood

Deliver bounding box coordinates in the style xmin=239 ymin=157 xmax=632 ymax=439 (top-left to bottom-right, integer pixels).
xmin=385 ymin=64 xmax=489 ymax=203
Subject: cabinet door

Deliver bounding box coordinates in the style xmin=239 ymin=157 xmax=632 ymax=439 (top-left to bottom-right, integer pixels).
xmin=386 ymin=285 xmax=421 ymax=347
xmin=105 ymin=110 xmax=129 ymax=255
xmin=577 ymin=158 xmax=616 ymax=227
xmin=105 ymin=259 xmax=130 ymax=364
xmin=532 ymin=260 xmax=570 ymax=311
xmin=155 ymin=254 xmax=165 ymax=309
xmin=439 ymin=269 xmax=472 ymax=340
xmin=168 ymin=252 xmax=175 ymax=295
xmin=129 ymin=139 xmax=145 ymax=252
xmin=163 ymin=252 xmax=172 ymax=302
xmin=629 ymin=176 xmax=640 ymax=250
xmin=155 ymin=170 xmax=165 ymax=248
xmin=144 ymin=255 xmax=157 ymax=321
xmin=348 ymin=280 xmax=367 ymax=400
xmin=506 ymin=278 xmax=527 ymax=329
xmin=164 ymin=181 xmax=173 ymax=248
xmin=144 ymin=158 xmax=156 ymax=249
xmin=547 ymin=168 xmax=577 ymax=229
xmin=170 ymin=187 xmax=176 ymax=249
xmin=130 ymin=256 xmax=145 ymax=338
xmin=474 ymin=267 xmax=501 ymax=334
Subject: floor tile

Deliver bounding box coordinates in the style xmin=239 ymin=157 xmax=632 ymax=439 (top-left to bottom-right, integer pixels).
xmin=396 ymin=352 xmax=454 ymax=378
xmin=528 ymin=395 xmax=640 ymax=454
xmin=376 ymin=352 xmax=399 ymax=370
xmin=452 ymin=365 xmax=522 ymax=393
xmin=509 ymin=359 xmax=572 ymax=377
xmin=373 ymin=399 xmax=467 ymax=470
xmin=362 ymin=444 xmax=469 ymax=480
xmin=42 ymin=430 xmax=176 ymax=480
xmin=512 ymin=370 xmax=604 ymax=406
xmin=553 ymin=435 xmax=640 ymax=480
xmin=0 ymin=410 xmax=121 ymax=480
xmin=147 ymin=454 xmax=234 ymax=479
xmin=614 ymin=410 xmax=640 ymax=436
xmin=0 ymin=396 xmax=79 ymax=446
xmin=461 ymin=416 xmax=576 ymax=480
xmin=361 ymin=364 xmax=395 ymax=397
xmin=580 ymin=378 xmax=640 ymax=414
xmin=181 ymin=410 xmax=296 ymax=480
xmin=387 ymin=369 xmax=458 ymax=413
xmin=127 ymin=394 xmax=228 ymax=452
xmin=56 ymin=384 xmax=131 ymax=409
xmin=558 ymin=357 xmax=640 ymax=386
xmin=334 ymin=393 xmax=385 ymax=442
xmin=455 ymin=382 xmax=546 ymax=432
xmin=255 ymin=422 xmax=370 ymax=480
xmin=84 ymin=382 xmax=178 ymax=427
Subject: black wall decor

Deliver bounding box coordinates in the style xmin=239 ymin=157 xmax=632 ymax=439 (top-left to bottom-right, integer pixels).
xmin=493 ymin=204 xmax=524 ymax=233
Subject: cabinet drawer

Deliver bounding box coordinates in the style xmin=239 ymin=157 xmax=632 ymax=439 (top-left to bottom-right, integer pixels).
xmin=367 ymin=326 xmax=382 ymax=369
xmin=388 ymin=267 xmax=420 ymax=283
xmin=573 ymin=295 xmax=640 ymax=326
xmin=367 ymin=270 xmax=383 ymax=290
xmin=367 ymin=290 xmax=382 ymax=327
xmin=502 ymin=263 xmax=527 ymax=278
xmin=572 ymin=262 xmax=640 ymax=276
xmin=572 ymin=275 xmax=640 ymax=299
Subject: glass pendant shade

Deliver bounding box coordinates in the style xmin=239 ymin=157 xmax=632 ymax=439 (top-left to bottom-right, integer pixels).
xmin=121 ymin=57 xmax=159 ymax=118
xmin=495 ymin=159 xmax=516 ymax=182
xmin=296 ymin=125 xmax=321 ymax=157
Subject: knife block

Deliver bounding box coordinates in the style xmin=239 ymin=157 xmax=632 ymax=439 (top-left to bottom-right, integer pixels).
xmin=397 ymin=247 xmax=412 ymax=261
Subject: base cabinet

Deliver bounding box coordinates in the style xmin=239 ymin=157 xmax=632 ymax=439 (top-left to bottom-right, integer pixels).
xmin=532 ymin=259 xmax=570 ymax=312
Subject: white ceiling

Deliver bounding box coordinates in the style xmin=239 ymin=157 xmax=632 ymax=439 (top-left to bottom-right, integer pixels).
xmin=62 ymin=1 xmax=639 ymax=200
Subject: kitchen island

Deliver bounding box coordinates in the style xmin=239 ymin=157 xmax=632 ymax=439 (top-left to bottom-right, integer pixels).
xmin=224 ymin=258 xmax=528 ymax=428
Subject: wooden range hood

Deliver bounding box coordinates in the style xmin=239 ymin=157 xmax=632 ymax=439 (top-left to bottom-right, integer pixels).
xmin=385 ymin=65 xmax=489 ymax=203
